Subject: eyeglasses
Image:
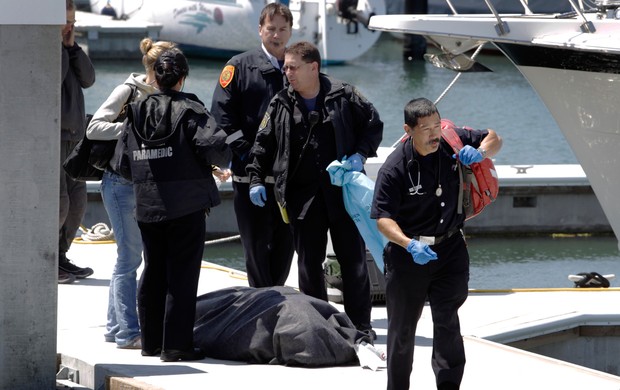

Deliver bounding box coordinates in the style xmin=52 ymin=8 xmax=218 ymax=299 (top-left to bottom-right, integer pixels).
xmin=282 ymin=63 xmax=309 ymax=73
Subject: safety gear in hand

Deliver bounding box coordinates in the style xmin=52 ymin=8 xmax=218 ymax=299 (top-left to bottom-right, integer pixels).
xmin=406 ymin=239 xmax=438 ymax=265
xmin=453 ymin=145 xmax=484 ymax=165
xmin=348 ymin=153 xmax=365 ymax=172
xmin=249 ymin=185 xmax=267 ymax=207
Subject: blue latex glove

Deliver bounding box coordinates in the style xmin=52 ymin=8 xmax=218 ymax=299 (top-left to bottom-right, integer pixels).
xmin=249 ymin=185 xmax=267 ymax=207
xmin=406 ymin=239 xmax=438 ymax=265
xmin=453 ymin=145 xmax=484 ymax=165
xmin=348 ymin=153 xmax=365 ymax=172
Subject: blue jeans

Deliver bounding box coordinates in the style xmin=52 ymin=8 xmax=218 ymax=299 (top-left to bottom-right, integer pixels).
xmin=101 ymin=170 xmax=143 ymax=346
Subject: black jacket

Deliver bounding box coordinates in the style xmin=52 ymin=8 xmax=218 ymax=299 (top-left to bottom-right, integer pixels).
xmin=61 ymin=43 xmax=96 ymax=141
xmin=115 ymin=91 xmax=231 ymax=223
xmin=247 ymin=74 xmax=383 ymax=209
xmin=210 ymin=48 xmax=287 ymax=176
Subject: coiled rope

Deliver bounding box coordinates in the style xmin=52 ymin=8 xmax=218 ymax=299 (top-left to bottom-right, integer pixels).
xmin=74 ymin=223 xmax=115 ymax=244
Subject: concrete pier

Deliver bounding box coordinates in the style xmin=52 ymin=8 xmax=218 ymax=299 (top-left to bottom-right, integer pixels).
xmin=0 ymin=1 xmax=64 ymax=388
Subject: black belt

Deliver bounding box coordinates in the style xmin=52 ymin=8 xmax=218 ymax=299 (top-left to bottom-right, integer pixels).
xmin=412 ymin=228 xmax=461 ymax=246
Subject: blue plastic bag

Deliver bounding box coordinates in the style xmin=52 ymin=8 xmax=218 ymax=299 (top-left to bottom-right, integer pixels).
xmin=327 ymin=158 xmax=388 ymax=270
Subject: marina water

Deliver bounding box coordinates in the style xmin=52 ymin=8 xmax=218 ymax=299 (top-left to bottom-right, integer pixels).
xmin=83 ymin=35 xmax=619 ymax=289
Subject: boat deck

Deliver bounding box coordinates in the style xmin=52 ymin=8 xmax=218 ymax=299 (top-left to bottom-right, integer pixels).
xmin=57 ymin=241 xmax=620 ymax=390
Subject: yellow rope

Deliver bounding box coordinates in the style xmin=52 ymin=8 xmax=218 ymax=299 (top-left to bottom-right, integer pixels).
xmin=201 ymin=262 xmax=248 ymax=281
xmin=73 ymin=237 xmax=116 ymax=244
xmin=74 ymin=223 xmax=116 ymax=244
xmin=469 ymin=287 xmax=620 ymax=293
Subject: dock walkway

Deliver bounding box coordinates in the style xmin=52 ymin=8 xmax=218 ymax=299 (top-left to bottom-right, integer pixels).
xmin=57 ymin=241 xmax=620 ymax=390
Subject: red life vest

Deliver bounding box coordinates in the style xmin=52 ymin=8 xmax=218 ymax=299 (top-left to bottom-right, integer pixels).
xmin=440 ymin=118 xmax=499 ymax=220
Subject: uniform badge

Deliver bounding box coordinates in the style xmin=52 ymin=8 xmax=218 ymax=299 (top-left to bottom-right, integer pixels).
xmin=219 ymin=65 xmax=235 ymax=89
xmin=259 ymin=112 xmax=270 ymax=131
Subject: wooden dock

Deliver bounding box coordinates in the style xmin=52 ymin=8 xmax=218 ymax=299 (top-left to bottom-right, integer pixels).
xmin=56 ymin=242 xmax=620 ymax=389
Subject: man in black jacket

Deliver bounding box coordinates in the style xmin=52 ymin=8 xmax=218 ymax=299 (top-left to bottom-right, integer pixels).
xmin=247 ymin=41 xmax=383 ymax=338
xmin=59 ymin=0 xmax=96 ymax=284
xmin=210 ymin=3 xmax=295 ymax=288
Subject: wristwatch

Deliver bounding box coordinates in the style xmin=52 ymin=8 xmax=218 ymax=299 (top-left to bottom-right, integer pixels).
xmin=478 ymin=148 xmax=487 ymax=159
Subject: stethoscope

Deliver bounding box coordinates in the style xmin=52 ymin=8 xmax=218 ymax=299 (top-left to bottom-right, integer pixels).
xmin=407 ymin=159 xmax=426 ymax=196
xmin=406 ymin=142 xmax=443 ymax=197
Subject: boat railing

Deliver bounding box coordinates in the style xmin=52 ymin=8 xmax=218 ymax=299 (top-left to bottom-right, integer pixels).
xmin=442 ymin=0 xmax=599 ymax=34
xmin=443 ymin=0 xmax=602 ymax=15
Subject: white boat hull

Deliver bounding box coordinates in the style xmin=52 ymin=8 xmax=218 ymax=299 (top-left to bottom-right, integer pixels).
xmin=369 ymin=10 xmax=620 ymax=247
xmin=516 ymin=64 xmax=620 ymax=242
xmin=90 ymin=0 xmax=385 ymax=62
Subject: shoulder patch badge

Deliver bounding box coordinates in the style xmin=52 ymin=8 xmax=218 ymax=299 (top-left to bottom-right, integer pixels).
xmin=259 ymin=112 xmax=270 ymax=131
xmin=219 ymin=65 xmax=235 ymax=89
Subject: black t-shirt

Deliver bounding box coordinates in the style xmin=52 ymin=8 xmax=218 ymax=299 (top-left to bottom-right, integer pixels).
xmin=371 ymin=127 xmax=487 ymax=236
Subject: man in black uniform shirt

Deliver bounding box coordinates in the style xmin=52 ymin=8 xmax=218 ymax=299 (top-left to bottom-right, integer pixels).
xmin=210 ymin=3 xmax=295 ymax=287
xmin=371 ymin=98 xmax=502 ymax=390
xmin=247 ymin=41 xmax=383 ymax=338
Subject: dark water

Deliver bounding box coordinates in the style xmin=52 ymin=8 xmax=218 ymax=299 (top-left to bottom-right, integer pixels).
xmin=84 ymin=34 xmax=619 ymax=289
xmin=84 ymin=35 xmax=576 ymax=165
xmin=202 ymin=236 xmax=620 ymax=289
xmin=467 ymin=236 xmax=619 ymax=289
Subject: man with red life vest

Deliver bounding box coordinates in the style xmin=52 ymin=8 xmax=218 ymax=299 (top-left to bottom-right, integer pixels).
xmin=210 ymin=3 xmax=295 ymax=287
xmin=371 ymin=98 xmax=502 ymax=390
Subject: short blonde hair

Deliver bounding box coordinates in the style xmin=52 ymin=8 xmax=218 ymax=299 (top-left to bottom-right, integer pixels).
xmin=140 ymin=38 xmax=177 ymax=73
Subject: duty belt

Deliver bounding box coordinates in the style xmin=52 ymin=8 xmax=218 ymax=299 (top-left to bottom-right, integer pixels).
xmin=413 ymin=228 xmax=461 ymax=246
xmin=232 ymin=175 xmax=275 ymax=184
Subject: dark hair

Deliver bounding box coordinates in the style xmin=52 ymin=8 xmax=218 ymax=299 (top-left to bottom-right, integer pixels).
xmin=154 ymin=48 xmax=189 ymax=91
xmin=259 ymin=3 xmax=293 ymax=27
xmin=66 ymin=0 xmax=75 ymax=10
xmin=404 ymin=98 xmax=440 ymax=127
xmin=284 ymin=41 xmax=321 ymax=72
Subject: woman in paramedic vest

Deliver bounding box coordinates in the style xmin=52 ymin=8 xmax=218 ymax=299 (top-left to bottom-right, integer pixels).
xmin=370 ymin=98 xmax=502 ymax=390
xmin=116 ymin=48 xmax=230 ymax=362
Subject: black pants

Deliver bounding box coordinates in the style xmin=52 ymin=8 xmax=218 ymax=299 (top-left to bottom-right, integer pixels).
xmin=290 ymin=190 xmax=372 ymax=327
xmin=59 ymin=140 xmax=87 ymax=256
xmin=233 ymin=181 xmax=295 ymax=287
xmin=137 ymin=210 xmax=205 ymax=352
xmin=385 ymin=232 xmax=469 ymax=390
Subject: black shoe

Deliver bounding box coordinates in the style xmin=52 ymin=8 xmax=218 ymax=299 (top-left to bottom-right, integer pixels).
xmin=160 ymin=348 xmax=205 ymax=362
xmin=141 ymin=347 xmax=162 ymax=357
xmin=58 ymin=269 xmax=76 ymax=284
xmin=438 ymin=382 xmax=459 ymax=390
xmin=59 ymin=259 xmax=94 ymax=279
xmin=356 ymin=324 xmax=377 ymax=341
